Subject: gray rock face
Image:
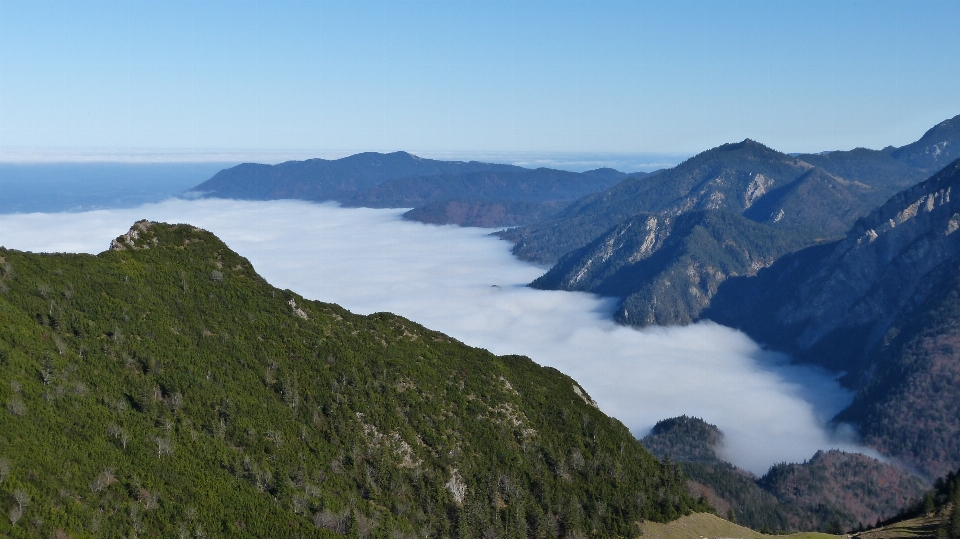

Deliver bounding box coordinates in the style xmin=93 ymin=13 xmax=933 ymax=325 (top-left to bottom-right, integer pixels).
xmin=532 ymin=210 xmax=806 ymax=327
xmin=778 ymin=160 xmax=960 ymax=357
xmin=707 ymin=159 xmax=960 ymax=372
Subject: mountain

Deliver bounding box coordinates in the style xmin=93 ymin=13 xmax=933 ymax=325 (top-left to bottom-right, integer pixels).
xmin=403 ymin=200 xmax=570 ymax=228
xmin=347 ymin=167 xmax=637 ymax=227
xmin=705 ymin=158 xmax=960 ymax=477
xmin=0 ymin=221 xmax=706 ymax=538
xmin=792 ymin=114 xmax=960 ymax=192
xmin=191 ymin=153 xmax=639 ymax=228
xmin=889 ymin=114 xmax=960 ymax=172
xmin=192 ymin=151 xmax=521 ymax=202
xmin=854 ymin=466 xmax=960 ymax=538
xmin=501 ymin=139 xmax=883 ymax=266
xmin=531 ymin=210 xmax=811 ymax=326
xmin=640 ymin=417 xmax=928 ymax=534
xmin=348 ymin=168 xmax=632 ymax=209
xmin=795 ymin=148 xmax=926 ymax=192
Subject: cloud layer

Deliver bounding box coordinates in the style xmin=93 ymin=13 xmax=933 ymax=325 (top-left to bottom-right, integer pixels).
xmin=0 ymin=198 xmax=873 ymax=474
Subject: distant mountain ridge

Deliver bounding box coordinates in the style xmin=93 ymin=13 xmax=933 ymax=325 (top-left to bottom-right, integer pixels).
xmin=506 ymin=114 xmax=960 ymax=330
xmin=500 ymin=139 xmax=885 ymax=268
xmin=191 ymin=152 xmax=641 ymax=227
xmin=193 ymin=151 xmax=522 ymax=202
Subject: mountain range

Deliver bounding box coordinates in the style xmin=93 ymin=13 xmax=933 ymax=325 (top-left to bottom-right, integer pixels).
xmin=11 ymin=113 xmax=959 ymax=536
xmin=191 ymin=153 xmax=645 ymax=227
xmin=504 ymin=115 xmax=960 ymax=328
xmin=706 ymin=159 xmax=960 ymax=478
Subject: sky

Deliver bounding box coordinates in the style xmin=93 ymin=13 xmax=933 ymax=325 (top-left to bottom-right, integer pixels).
xmin=1 ymin=0 xmax=959 ymax=161
xmin=0 ymin=199 xmax=876 ymax=475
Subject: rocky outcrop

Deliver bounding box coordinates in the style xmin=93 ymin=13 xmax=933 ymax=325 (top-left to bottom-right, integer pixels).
xmin=708 ymin=158 xmax=960 ymax=372
xmin=109 ymin=219 xmax=158 ymax=250
xmin=532 ymin=210 xmax=807 ymax=326
xmin=706 ymin=159 xmax=960 ymax=476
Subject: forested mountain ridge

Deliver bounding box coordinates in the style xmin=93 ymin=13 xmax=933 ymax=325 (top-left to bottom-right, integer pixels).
xmin=192 ymin=151 xmax=522 ymax=202
xmin=346 ymin=168 xmax=632 ymax=209
xmin=191 ymin=152 xmax=641 ymax=227
xmin=499 ymin=139 xmax=886 ymax=266
xmin=793 ymin=114 xmax=960 ymax=192
xmin=0 ymin=221 xmax=706 ymax=538
xmin=500 ymin=115 xmax=957 ymax=267
xmin=706 ymin=158 xmax=960 ymax=478
xmin=640 ymin=417 xmax=928 ymax=534
xmin=530 ymin=210 xmax=811 ymax=326
xmin=889 ymin=114 xmax=960 ymax=172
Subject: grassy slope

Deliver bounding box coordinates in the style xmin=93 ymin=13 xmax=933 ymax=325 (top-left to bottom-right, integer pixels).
xmin=638 ymin=512 xmax=840 ymax=539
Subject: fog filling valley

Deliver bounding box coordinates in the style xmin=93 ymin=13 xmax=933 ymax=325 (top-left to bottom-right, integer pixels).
xmin=0 ymin=198 xmax=875 ymax=474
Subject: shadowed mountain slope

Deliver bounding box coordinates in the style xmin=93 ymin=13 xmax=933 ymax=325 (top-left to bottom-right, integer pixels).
xmin=191 ymin=153 xmax=641 ymax=228
xmin=531 ymin=210 xmax=811 ymax=326
xmin=501 ymin=140 xmax=881 ymax=266
xmin=890 ymin=114 xmax=960 ymax=172
xmin=192 ymin=151 xmax=521 ymax=202
xmin=706 ymin=159 xmax=960 ymax=477
xmin=347 ymin=168 xmax=632 ymax=209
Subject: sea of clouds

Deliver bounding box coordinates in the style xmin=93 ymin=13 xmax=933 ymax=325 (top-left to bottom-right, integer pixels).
xmin=0 ymin=198 xmax=874 ymax=474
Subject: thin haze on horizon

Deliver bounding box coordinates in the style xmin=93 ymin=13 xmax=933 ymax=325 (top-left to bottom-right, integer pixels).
xmin=1 ymin=0 xmax=958 ymax=158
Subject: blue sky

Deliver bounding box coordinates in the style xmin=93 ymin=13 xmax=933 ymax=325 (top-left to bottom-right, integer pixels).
xmin=1 ymin=0 xmax=958 ymax=159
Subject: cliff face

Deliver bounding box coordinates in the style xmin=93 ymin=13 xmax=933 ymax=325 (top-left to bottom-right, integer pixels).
xmin=531 ymin=210 xmax=808 ymax=326
xmin=708 ymin=158 xmax=960 ymax=372
xmin=706 ymin=158 xmax=960 ymax=477
xmin=504 ymin=139 xmax=891 ymax=267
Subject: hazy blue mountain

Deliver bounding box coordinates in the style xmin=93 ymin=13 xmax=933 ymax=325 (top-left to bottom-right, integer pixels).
xmin=345 ymin=167 xmax=642 ymax=226
xmin=795 ymin=147 xmax=927 ymax=191
xmin=531 ymin=210 xmax=811 ymax=326
xmin=706 ymin=158 xmax=960 ymax=477
xmin=192 ymin=151 xmax=522 ymax=202
xmin=502 ymin=140 xmax=881 ymax=266
xmin=503 ymin=115 xmax=959 ymax=268
xmin=793 ymin=114 xmax=960 ymax=190
xmin=640 ymin=417 xmax=927 ymax=534
xmin=402 ymin=200 xmax=570 ymax=227
xmin=348 ymin=167 xmax=631 ymax=208
xmin=889 ymin=114 xmax=960 ymax=172
xmin=190 ymin=153 xmax=640 ymax=227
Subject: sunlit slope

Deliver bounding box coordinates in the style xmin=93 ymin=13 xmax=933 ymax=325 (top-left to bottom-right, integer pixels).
xmin=638 ymin=512 xmax=840 ymax=539
xmin=0 ymin=220 xmax=705 ymax=538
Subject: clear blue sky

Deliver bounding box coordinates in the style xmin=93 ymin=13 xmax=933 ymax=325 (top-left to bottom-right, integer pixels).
xmin=1 ymin=0 xmax=958 ymax=159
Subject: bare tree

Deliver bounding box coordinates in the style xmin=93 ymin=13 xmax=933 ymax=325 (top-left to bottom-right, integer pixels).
xmin=13 ymin=488 xmax=29 ymax=513
xmin=6 ymin=398 xmax=26 ymax=417
xmin=446 ymin=468 xmax=467 ymax=505
xmin=155 ymin=436 xmax=173 ymax=459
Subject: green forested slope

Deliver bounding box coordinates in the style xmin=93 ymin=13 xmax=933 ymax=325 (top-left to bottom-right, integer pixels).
xmin=0 ymin=221 xmax=704 ymax=538
xmin=640 ymin=417 xmax=927 ymax=534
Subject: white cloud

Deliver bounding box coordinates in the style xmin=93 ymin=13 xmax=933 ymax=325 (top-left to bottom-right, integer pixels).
xmin=0 ymin=198 xmax=873 ymax=474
